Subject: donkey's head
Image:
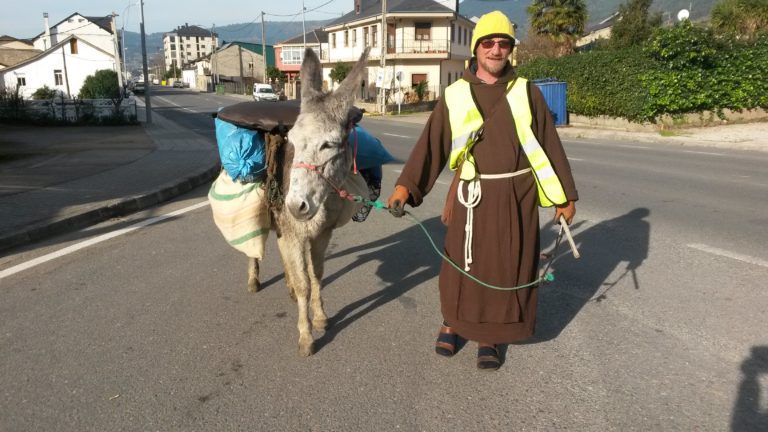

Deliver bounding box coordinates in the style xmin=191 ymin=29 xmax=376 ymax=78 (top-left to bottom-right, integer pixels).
xmin=285 ymin=47 xmax=370 ymax=221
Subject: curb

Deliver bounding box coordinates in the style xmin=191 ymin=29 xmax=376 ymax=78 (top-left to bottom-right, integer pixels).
xmin=0 ymin=163 xmax=220 ymax=254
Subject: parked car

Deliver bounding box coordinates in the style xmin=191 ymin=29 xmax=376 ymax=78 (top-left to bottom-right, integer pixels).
xmin=133 ymin=81 xmax=146 ymax=94
xmin=253 ymin=83 xmax=278 ymax=102
xmin=173 ymin=80 xmax=185 ymax=88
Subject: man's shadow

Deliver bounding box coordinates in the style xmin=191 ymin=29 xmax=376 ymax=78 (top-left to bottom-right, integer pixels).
xmin=522 ymin=207 xmax=651 ymax=344
xmin=313 ymin=216 xmax=445 ymax=352
xmin=732 ymin=345 xmax=768 ymax=431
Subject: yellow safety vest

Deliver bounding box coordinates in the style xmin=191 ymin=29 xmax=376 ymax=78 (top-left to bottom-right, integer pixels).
xmin=444 ymin=77 xmax=567 ymax=207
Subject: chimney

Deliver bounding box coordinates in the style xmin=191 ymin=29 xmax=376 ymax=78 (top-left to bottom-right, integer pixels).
xmin=355 ymin=0 xmax=361 ymax=14
xmin=43 ymin=12 xmax=51 ymax=50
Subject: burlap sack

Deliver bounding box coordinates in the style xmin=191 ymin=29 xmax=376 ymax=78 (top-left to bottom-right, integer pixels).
xmin=208 ymin=170 xmax=270 ymax=258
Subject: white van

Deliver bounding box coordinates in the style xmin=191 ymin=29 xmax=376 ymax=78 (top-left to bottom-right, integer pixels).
xmin=253 ymin=83 xmax=278 ymax=102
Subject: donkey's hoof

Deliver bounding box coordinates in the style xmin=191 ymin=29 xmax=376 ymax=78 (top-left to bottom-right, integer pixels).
xmin=298 ymin=342 xmax=315 ymax=357
xmin=312 ymin=318 xmax=328 ymax=331
xmin=247 ymin=280 xmax=261 ymax=293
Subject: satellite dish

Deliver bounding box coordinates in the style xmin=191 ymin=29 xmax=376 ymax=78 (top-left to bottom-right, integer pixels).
xmin=677 ymin=9 xmax=690 ymax=21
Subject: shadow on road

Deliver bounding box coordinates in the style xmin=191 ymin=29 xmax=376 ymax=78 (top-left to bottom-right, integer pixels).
xmin=732 ymin=345 xmax=768 ymax=431
xmin=524 ymin=207 xmax=651 ymax=344
xmin=313 ymin=216 xmax=445 ymax=352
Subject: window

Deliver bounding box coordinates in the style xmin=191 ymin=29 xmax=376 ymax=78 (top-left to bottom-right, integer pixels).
xmin=463 ymin=28 xmax=467 ymax=45
xmin=415 ymin=22 xmax=431 ymax=40
xmin=171 ymin=44 xmax=176 ymax=50
xmin=363 ymin=27 xmax=369 ymax=47
xmin=411 ymin=74 xmax=427 ymax=87
xmin=17 ymin=75 xmax=26 ymax=86
xmin=54 ymin=70 xmax=63 ymax=85
xmin=351 ymin=28 xmax=356 ymax=46
xmin=332 ymin=33 xmax=336 ymax=48
xmin=372 ymin=25 xmax=378 ymax=47
xmin=70 ymin=39 xmax=78 ymax=54
xmin=187 ymin=43 xmax=191 ymax=48
xmin=451 ymin=24 xmax=455 ymax=42
xmin=344 ymin=30 xmax=349 ymax=47
xmin=170 ymin=36 xmax=175 ymax=42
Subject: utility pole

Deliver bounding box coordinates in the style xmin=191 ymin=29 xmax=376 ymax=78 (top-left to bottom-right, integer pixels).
xmin=380 ymin=0 xmax=387 ymax=114
xmin=261 ymin=12 xmax=267 ymax=84
xmin=301 ymin=0 xmax=307 ymax=49
xmin=139 ymin=0 xmax=152 ymax=123
xmin=110 ymin=13 xmax=124 ymax=95
xmin=212 ymin=23 xmax=218 ymax=87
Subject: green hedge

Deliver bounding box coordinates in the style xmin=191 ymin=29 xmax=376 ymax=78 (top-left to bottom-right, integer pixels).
xmin=517 ymin=24 xmax=768 ymax=122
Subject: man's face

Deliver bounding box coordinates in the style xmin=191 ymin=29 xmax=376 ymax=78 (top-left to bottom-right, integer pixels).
xmin=475 ymin=37 xmax=513 ymax=76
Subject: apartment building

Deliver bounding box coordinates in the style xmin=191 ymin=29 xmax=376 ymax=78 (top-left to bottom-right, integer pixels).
xmin=163 ymin=24 xmax=218 ymax=71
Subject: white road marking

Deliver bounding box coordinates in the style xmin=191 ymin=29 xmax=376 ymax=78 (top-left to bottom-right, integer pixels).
xmin=383 ymin=133 xmax=411 ymax=138
xmin=568 ymin=157 xmax=584 ymax=161
xmin=617 ymin=144 xmax=650 ymax=150
xmin=155 ymin=96 xmax=196 ymax=113
xmin=682 ymin=150 xmax=725 ymax=156
xmin=0 ymin=201 xmax=210 ymax=280
xmin=687 ymin=243 xmax=768 ymax=268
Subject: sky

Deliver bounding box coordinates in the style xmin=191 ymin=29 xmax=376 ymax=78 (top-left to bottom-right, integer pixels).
xmin=0 ymin=0 xmax=353 ymax=39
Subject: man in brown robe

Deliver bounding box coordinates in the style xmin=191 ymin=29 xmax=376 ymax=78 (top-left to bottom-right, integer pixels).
xmin=386 ymin=11 xmax=578 ymax=370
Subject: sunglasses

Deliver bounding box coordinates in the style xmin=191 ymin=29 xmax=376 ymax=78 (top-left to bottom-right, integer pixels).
xmin=479 ymin=39 xmax=513 ymax=50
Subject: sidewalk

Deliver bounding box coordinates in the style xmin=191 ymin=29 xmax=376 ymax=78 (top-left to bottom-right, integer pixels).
xmin=381 ymin=111 xmax=768 ymax=151
xmin=0 ymin=106 xmax=765 ymax=255
xmin=0 ymin=107 xmax=220 ymax=254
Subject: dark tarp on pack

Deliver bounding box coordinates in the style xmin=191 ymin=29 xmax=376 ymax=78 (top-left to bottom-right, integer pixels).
xmin=216 ymin=100 xmax=364 ymax=133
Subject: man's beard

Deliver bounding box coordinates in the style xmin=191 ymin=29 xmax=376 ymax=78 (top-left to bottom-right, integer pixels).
xmin=478 ymin=56 xmax=507 ymax=75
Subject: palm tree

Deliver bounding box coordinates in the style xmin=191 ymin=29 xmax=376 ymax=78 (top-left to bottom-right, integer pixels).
xmin=527 ymin=0 xmax=588 ymax=44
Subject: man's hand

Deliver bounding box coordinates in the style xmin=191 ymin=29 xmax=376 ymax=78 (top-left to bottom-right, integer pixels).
xmin=554 ymin=201 xmax=576 ymax=225
xmin=386 ymin=185 xmax=409 ymax=217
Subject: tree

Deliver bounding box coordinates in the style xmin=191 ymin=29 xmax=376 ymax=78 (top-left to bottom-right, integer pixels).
xmin=711 ymin=0 xmax=768 ymax=40
xmin=328 ymin=61 xmax=352 ymax=84
xmin=78 ymin=69 xmax=120 ymax=99
xmin=527 ymin=0 xmax=588 ymax=50
xmin=32 ymin=85 xmax=58 ymax=100
xmin=266 ymin=65 xmax=286 ymax=84
xmin=610 ymin=0 xmax=663 ymax=48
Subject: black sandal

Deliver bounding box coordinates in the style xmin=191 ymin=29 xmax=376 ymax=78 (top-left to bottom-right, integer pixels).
xmin=477 ymin=344 xmax=501 ymax=370
xmin=435 ymin=322 xmax=458 ymax=357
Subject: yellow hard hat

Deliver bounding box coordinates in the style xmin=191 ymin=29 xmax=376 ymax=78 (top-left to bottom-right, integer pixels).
xmin=470 ymin=11 xmax=516 ymax=54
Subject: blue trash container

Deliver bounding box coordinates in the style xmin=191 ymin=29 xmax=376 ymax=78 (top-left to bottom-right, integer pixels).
xmin=532 ymin=79 xmax=567 ymax=126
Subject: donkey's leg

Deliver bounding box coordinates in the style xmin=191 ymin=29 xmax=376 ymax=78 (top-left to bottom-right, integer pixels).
xmin=247 ymin=258 xmax=261 ymax=293
xmin=307 ymin=230 xmax=332 ymax=331
xmin=277 ymin=235 xmax=314 ymax=356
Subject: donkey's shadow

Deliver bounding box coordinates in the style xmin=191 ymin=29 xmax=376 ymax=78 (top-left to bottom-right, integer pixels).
xmin=313 ymin=215 xmax=445 ymax=351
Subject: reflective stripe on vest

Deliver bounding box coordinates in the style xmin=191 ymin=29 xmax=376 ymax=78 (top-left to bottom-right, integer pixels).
xmin=444 ymin=77 xmax=567 ymax=207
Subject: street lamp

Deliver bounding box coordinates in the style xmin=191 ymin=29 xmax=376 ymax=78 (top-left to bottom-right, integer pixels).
xmin=121 ymin=2 xmax=139 ymax=83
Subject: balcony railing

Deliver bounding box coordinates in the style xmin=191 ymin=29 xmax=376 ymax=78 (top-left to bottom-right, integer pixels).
xmin=392 ymin=38 xmax=449 ymax=55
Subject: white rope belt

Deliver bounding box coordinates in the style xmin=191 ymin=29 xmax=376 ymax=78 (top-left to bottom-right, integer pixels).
xmin=457 ymin=168 xmax=532 ymax=271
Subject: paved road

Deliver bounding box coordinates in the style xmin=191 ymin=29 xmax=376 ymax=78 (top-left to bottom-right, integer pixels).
xmin=1 ymin=93 xmax=766 ymax=431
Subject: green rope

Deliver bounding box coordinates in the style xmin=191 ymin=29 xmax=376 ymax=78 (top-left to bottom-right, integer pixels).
xmin=362 ymin=198 xmax=557 ymax=291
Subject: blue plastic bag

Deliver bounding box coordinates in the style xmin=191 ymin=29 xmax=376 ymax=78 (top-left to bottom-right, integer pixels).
xmin=214 ymin=118 xmax=267 ymax=182
xmin=350 ymin=126 xmax=394 ymax=170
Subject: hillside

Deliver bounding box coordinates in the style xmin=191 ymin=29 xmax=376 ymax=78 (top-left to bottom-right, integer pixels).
xmin=458 ymin=0 xmax=719 ymax=39
xmin=121 ymin=20 xmax=330 ymax=73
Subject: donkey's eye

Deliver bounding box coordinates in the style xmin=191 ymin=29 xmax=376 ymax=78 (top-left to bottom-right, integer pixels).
xmin=319 ymin=141 xmax=336 ymax=150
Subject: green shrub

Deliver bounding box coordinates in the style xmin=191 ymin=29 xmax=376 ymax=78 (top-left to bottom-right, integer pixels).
xmin=79 ymin=69 xmax=120 ymax=99
xmin=517 ymin=23 xmax=768 ymax=122
xmin=32 ymin=85 xmax=58 ymax=100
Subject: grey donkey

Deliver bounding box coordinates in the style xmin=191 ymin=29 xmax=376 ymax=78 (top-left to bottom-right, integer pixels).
xmin=247 ymin=47 xmax=371 ymax=356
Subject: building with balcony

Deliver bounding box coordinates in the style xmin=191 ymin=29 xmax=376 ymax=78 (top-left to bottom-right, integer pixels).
xmin=321 ymin=0 xmax=475 ymax=102
xmin=163 ymin=24 xmax=218 ymax=72
xmin=274 ymin=29 xmax=328 ymax=98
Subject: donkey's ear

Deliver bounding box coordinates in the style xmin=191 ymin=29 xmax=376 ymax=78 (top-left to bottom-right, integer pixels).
xmin=300 ymin=48 xmax=323 ymax=100
xmin=330 ymin=48 xmax=370 ymax=118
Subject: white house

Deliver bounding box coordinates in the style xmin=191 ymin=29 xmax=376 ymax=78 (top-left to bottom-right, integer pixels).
xmin=33 ymin=12 xmax=118 ymax=58
xmin=320 ymin=0 xmax=475 ymax=102
xmin=0 ymin=35 xmax=116 ymax=99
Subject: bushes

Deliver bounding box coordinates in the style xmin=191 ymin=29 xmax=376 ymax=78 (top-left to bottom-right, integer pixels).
xmin=517 ymin=22 xmax=768 ymax=122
